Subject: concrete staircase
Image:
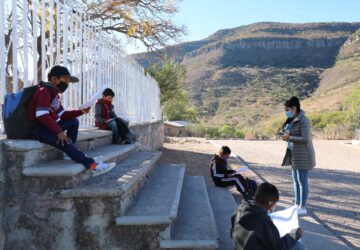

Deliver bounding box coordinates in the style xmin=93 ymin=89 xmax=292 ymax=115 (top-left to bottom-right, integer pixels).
xmin=1 ymin=129 xmax=233 ymax=250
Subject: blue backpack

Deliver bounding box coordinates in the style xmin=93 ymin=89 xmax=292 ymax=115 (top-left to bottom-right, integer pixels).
xmin=2 ymin=83 xmax=52 ymax=139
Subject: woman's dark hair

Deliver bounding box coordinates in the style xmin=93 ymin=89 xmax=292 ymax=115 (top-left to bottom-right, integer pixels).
xmin=103 ymin=88 xmax=115 ymax=97
xmin=220 ymin=146 xmax=231 ymax=155
xmin=281 ymin=97 xmax=300 ymax=129
xmin=285 ymin=96 xmax=301 ymax=113
xmin=254 ymin=182 xmax=279 ymax=205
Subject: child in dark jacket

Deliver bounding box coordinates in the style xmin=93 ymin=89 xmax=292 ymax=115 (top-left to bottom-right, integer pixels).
xmin=95 ymin=88 xmax=133 ymax=144
xmin=210 ymin=146 xmax=252 ymax=200
xmin=231 ymin=182 xmax=303 ymax=250
xmin=28 ymin=65 xmax=116 ymax=176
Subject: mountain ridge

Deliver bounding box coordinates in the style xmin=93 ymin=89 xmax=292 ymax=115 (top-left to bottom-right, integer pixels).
xmin=133 ymin=22 xmax=360 ymax=131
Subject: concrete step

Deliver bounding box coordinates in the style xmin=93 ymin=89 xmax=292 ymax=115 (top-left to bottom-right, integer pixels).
xmin=60 ymin=150 xmax=162 ymax=198
xmin=22 ymin=142 xmax=140 ymax=178
xmin=116 ymin=164 xmax=185 ymax=226
xmin=3 ymin=128 xmax=113 ymax=168
xmin=207 ymin=186 xmax=237 ymax=250
xmin=160 ymin=176 xmax=219 ymax=250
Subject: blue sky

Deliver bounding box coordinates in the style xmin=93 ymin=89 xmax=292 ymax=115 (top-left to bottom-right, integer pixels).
xmin=127 ymin=0 xmax=360 ymax=53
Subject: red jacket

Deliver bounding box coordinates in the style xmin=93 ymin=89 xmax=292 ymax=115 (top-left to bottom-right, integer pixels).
xmin=27 ymin=82 xmax=83 ymax=134
xmin=94 ymin=99 xmax=117 ymax=129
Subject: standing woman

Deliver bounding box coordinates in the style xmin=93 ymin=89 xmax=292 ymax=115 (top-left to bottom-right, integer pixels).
xmin=281 ymin=97 xmax=316 ymax=215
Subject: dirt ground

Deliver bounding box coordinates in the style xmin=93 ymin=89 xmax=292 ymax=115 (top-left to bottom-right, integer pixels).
xmin=212 ymin=139 xmax=360 ymax=172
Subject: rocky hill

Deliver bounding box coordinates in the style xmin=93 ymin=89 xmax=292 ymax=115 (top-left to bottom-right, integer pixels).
xmin=133 ymin=22 xmax=360 ymax=127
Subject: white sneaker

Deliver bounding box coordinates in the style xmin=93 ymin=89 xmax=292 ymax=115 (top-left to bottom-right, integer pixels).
xmin=92 ymin=162 xmax=116 ymax=176
xmin=297 ymin=207 xmax=307 ymax=216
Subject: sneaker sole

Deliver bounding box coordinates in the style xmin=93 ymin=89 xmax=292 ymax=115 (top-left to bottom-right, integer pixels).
xmin=93 ymin=162 xmax=117 ymax=177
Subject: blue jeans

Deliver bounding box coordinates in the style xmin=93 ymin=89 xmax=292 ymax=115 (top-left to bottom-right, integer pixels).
xmin=108 ymin=120 xmax=120 ymax=143
xmin=292 ymin=169 xmax=309 ymax=207
xmin=32 ymin=119 xmax=95 ymax=169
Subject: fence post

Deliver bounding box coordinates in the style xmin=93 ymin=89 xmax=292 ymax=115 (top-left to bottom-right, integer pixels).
xmin=0 ymin=1 xmax=5 ymax=100
xmin=12 ymin=0 xmax=18 ymax=91
xmin=32 ymin=0 xmax=38 ymax=85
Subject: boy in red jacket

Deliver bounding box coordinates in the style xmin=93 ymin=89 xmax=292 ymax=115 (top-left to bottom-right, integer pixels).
xmin=28 ymin=65 xmax=115 ymax=176
xmin=95 ymin=88 xmax=132 ymax=144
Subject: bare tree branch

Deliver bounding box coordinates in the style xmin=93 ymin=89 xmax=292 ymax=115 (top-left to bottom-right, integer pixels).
xmin=72 ymin=0 xmax=186 ymax=50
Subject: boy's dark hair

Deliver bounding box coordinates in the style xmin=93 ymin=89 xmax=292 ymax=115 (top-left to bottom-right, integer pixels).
xmin=103 ymin=88 xmax=115 ymax=97
xmin=285 ymin=96 xmax=301 ymax=113
xmin=219 ymin=146 xmax=231 ymax=155
xmin=254 ymin=182 xmax=279 ymax=205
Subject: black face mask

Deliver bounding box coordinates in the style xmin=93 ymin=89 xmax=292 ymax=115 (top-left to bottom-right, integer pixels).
xmin=57 ymin=81 xmax=68 ymax=93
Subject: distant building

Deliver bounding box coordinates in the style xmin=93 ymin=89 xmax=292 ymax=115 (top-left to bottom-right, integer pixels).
xmin=164 ymin=121 xmax=190 ymax=137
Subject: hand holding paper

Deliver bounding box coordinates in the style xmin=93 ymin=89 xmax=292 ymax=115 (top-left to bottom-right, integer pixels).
xmin=269 ymin=205 xmax=299 ymax=238
xmin=79 ymin=86 xmax=107 ymax=110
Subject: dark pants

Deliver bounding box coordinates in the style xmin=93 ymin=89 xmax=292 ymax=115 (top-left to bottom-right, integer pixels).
xmin=32 ymin=119 xmax=95 ymax=169
xmin=214 ymin=174 xmax=248 ymax=194
xmin=108 ymin=118 xmax=130 ymax=143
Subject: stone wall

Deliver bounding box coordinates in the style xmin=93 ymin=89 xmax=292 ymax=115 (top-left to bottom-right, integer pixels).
xmin=0 ymin=120 xmax=164 ymax=250
xmin=130 ymin=120 xmax=164 ymax=150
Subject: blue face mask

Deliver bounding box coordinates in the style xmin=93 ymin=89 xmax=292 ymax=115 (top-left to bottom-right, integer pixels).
xmin=285 ymin=111 xmax=293 ymax=119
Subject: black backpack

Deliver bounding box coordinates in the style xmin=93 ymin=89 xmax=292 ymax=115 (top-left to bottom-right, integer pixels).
xmin=2 ymin=83 xmax=52 ymax=139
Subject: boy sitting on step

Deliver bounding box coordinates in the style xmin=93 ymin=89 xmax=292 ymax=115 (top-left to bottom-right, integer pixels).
xmin=210 ymin=146 xmax=254 ymax=200
xmin=95 ymin=88 xmax=134 ymax=144
xmin=27 ymin=65 xmax=116 ymax=176
xmin=231 ymin=182 xmax=303 ymax=250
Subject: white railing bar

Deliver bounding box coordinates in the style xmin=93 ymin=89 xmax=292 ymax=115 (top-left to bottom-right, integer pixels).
xmin=23 ymin=0 xmax=29 ymax=87
xmin=12 ymin=0 xmax=18 ymax=91
xmin=49 ymin=0 xmax=54 ymax=68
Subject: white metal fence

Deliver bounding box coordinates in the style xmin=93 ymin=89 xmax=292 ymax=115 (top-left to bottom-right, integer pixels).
xmin=0 ymin=0 xmax=162 ymax=129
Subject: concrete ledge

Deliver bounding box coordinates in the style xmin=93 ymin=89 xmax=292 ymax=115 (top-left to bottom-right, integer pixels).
xmin=160 ymin=240 xmax=218 ymax=249
xmin=130 ymin=120 xmax=164 ymax=151
xmin=23 ymin=143 xmax=140 ymax=177
xmin=3 ymin=128 xmax=112 ymax=152
xmin=59 ymin=150 xmax=161 ymax=198
xmin=116 ymin=164 xmax=185 ymax=226
xmin=3 ymin=128 xmax=114 ymax=169
xmin=116 ymin=215 xmax=172 ymax=226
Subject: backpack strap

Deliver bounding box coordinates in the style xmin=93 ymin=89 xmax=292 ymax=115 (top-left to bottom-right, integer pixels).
xmin=38 ymin=81 xmax=57 ymax=100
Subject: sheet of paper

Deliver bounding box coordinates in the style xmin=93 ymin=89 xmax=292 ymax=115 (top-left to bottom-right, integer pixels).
xmin=79 ymin=86 xmax=107 ymax=110
xmin=235 ymin=165 xmax=249 ymax=174
xmin=269 ymin=205 xmax=299 ymax=238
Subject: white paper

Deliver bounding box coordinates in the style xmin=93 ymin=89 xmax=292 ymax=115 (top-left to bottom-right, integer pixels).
xmin=79 ymin=86 xmax=107 ymax=110
xmin=235 ymin=165 xmax=249 ymax=174
xmin=269 ymin=205 xmax=299 ymax=238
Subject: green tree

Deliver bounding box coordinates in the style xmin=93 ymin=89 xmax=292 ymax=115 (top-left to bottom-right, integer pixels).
xmin=343 ymin=84 xmax=360 ymax=129
xmin=146 ymin=60 xmax=197 ymax=121
xmin=146 ymin=59 xmax=186 ymax=104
